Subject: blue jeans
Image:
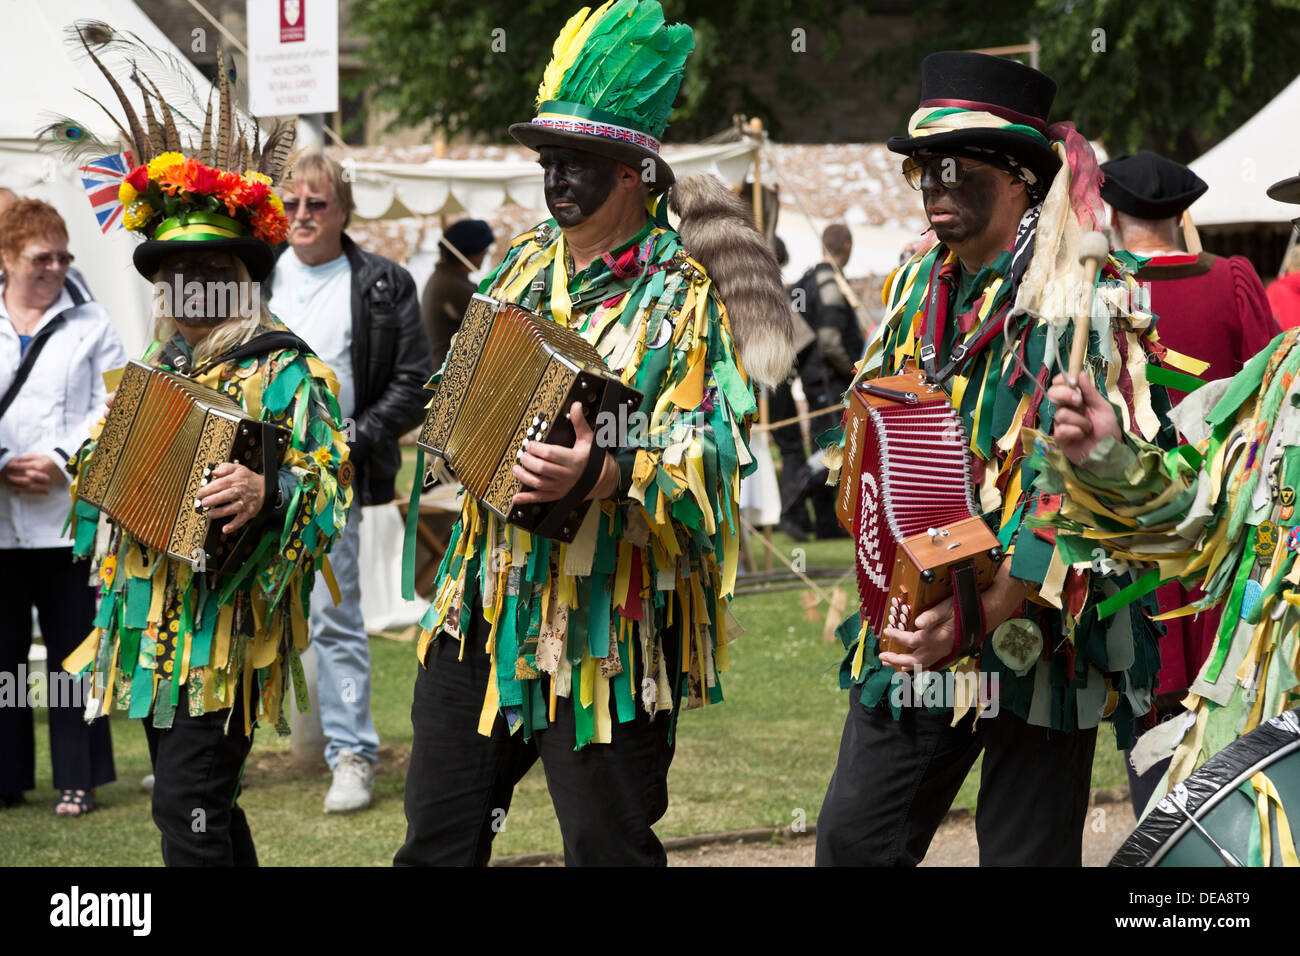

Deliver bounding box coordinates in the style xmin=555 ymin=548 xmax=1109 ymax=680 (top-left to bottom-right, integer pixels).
xmin=310 ymin=507 xmax=380 ymax=768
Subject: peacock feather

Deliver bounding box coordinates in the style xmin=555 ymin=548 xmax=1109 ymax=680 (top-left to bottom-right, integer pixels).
xmin=35 ymin=117 xmax=116 ymax=164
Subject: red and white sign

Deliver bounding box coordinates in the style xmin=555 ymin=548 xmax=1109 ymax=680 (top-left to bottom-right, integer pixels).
xmin=247 ymin=0 xmax=337 ymax=115
xmin=279 ymin=0 xmax=305 ymax=43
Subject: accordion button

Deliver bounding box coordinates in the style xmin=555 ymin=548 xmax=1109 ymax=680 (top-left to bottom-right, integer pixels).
xmin=532 ymin=416 xmax=540 ymax=426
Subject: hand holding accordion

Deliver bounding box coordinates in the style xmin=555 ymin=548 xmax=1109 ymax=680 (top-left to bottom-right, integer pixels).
xmin=77 ymin=361 xmax=289 ymax=575
xmin=836 ymin=365 xmax=1004 ymax=671
xmin=417 ymin=295 xmax=642 ymax=543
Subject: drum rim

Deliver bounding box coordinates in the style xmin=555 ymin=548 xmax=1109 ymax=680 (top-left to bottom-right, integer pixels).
xmin=1133 ymin=726 xmax=1300 ymax=867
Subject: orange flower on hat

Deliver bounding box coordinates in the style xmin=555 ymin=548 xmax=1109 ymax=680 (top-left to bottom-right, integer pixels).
xmin=181 ymin=157 xmax=223 ymax=195
xmin=251 ymin=201 xmax=289 ymax=245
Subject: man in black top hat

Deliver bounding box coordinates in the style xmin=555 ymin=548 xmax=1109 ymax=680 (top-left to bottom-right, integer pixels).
xmin=421 ymin=219 xmax=495 ymax=370
xmin=1100 ymin=150 xmax=1278 ymax=816
xmin=816 ymin=52 xmax=1174 ymax=866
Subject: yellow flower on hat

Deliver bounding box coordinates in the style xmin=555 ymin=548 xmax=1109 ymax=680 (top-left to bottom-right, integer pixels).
xmin=146 ymin=151 xmax=186 ymax=178
xmin=243 ymin=170 xmax=272 ymax=186
xmin=118 ymin=181 xmax=138 ymax=204
xmin=123 ymin=201 xmax=155 ymax=230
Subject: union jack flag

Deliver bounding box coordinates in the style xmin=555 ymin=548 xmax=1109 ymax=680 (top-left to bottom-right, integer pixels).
xmin=77 ymin=151 xmax=136 ymax=234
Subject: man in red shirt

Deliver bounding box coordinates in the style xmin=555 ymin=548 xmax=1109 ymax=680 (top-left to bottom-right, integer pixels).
xmin=1267 ymin=246 xmax=1300 ymax=329
xmin=1101 ymin=150 xmax=1279 ymax=814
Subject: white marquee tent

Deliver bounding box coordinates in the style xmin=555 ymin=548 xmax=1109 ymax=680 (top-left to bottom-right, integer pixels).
xmin=1190 ymin=73 xmax=1300 ymax=227
xmin=348 ymin=139 xmax=763 ymax=221
xmin=0 ymin=0 xmax=219 ymax=357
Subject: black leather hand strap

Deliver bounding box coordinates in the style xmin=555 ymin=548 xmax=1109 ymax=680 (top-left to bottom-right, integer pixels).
xmin=532 ymin=384 xmax=624 ymax=540
xmin=938 ymin=560 xmax=986 ymax=668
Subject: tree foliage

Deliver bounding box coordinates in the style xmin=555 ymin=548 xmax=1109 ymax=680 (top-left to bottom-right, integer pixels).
xmin=871 ymin=0 xmax=1300 ymax=161
xmin=346 ymin=0 xmax=844 ymax=142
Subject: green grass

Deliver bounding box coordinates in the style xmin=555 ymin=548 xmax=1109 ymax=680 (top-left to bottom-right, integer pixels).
xmin=3 ymin=531 xmax=1126 ymax=865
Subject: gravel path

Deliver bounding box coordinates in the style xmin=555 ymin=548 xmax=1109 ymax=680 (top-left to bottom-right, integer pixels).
xmin=667 ymin=799 xmax=1137 ymax=867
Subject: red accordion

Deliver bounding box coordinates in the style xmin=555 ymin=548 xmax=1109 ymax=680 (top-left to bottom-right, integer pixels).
xmin=836 ymin=365 xmax=1003 ymax=666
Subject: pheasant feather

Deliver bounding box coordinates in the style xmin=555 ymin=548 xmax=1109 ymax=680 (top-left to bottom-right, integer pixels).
xmin=216 ymin=49 xmax=233 ymax=171
xmin=74 ymin=23 xmax=150 ymax=162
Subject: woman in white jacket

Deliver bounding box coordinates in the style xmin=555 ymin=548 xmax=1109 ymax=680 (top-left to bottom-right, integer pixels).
xmin=0 ymin=199 xmax=126 ymax=815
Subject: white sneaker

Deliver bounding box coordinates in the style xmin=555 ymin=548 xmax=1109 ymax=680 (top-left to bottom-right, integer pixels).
xmin=323 ymin=749 xmax=375 ymax=813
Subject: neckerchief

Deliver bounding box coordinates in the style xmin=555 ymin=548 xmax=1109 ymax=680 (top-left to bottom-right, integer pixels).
xmin=919 ymin=203 xmax=1041 ymax=384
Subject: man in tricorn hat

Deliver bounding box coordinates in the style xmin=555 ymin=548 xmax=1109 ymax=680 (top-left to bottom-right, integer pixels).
xmin=1101 ymin=150 xmax=1278 ymax=815
xmin=816 ymin=52 xmax=1175 ymax=865
xmin=394 ymin=0 xmax=793 ymax=866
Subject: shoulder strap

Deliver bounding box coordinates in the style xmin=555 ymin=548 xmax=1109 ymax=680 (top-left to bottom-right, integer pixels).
xmin=0 ymin=314 xmax=67 ymax=423
xmin=192 ymin=330 xmax=315 ymax=376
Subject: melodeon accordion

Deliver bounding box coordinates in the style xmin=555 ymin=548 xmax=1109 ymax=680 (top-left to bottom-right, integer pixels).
xmin=77 ymin=360 xmax=289 ymax=574
xmin=836 ymin=365 xmax=1004 ymax=667
xmin=417 ymin=293 xmax=642 ymax=543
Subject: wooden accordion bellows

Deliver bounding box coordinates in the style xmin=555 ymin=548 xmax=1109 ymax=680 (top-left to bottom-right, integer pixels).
xmin=78 ymin=360 xmax=288 ymax=574
xmin=836 ymin=365 xmax=1003 ymax=666
xmin=418 ymin=294 xmax=642 ymax=543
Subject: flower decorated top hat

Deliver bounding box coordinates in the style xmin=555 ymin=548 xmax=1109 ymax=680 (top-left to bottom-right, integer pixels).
xmin=41 ymin=21 xmax=295 ymax=281
xmin=508 ymin=0 xmax=694 ymax=191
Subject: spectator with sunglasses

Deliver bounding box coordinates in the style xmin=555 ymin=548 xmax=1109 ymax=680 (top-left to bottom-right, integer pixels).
xmin=269 ymin=152 xmax=432 ymax=814
xmin=0 ymin=198 xmax=125 ymax=816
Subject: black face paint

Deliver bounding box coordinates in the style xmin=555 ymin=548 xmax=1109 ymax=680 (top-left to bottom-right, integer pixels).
xmin=539 ymin=146 xmax=618 ymax=228
xmin=921 ymin=161 xmax=1001 ymax=246
xmin=159 ymin=251 xmax=247 ymax=327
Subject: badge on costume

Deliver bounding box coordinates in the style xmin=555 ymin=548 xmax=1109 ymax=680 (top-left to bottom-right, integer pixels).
xmin=1256 ymin=521 xmax=1279 ymax=557
xmin=1282 ymin=486 xmax=1295 ymax=522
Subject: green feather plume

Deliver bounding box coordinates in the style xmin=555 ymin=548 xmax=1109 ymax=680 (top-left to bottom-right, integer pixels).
xmin=550 ymin=0 xmax=693 ymax=139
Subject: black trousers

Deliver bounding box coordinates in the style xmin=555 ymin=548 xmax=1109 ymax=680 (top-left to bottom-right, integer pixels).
xmin=143 ymin=685 xmax=258 ymax=867
xmin=395 ymin=614 xmax=678 ymax=867
xmin=816 ymin=680 xmax=1097 ymax=866
xmin=0 ymin=547 xmax=114 ymax=795
xmin=768 ymin=383 xmax=811 ymax=529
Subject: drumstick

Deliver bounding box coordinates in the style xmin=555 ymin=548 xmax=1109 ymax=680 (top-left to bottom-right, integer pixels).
xmin=1068 ymin=231 xmax=1111 ymax=384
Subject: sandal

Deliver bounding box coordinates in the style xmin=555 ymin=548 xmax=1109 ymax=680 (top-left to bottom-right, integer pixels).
xmin=53 ymin=789 xmax=95 ymax=817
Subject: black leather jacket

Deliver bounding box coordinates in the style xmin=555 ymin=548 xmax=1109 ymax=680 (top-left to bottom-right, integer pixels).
xmin=271 ymin=234 xmax=433 ymax=506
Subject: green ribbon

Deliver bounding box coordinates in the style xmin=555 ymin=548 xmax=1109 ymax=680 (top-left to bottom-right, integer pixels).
xmin=1146 ymin=364 xmax=1207 ymax=394
xmin=1094 ymin=569 xmax=1164 ymax=619
xmin=152 ymin=210 xmax=247 ymax=242
xmin=401 ymin=449 xmax=425 ymax=602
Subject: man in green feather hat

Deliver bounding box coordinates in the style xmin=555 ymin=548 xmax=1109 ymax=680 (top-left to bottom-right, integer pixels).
xmin=395 ymin=0 xmax=793 ymax=866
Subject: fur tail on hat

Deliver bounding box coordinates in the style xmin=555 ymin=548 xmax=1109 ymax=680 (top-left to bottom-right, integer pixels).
xmin=669 ymin=174 xmax=795 ymax=389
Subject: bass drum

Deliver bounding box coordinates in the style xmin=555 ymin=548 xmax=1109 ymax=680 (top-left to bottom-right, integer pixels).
xmin=1111 ymin=709 xmax=1300 ymax=866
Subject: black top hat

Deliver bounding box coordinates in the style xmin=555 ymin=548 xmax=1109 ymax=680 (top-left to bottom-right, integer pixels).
xmin=1100 ymin=151 xmax=1207 ymax=219
xmin=888 ymin=51 xmax=1062 ymax=191
xmin=133 ymin=235 xmax=275 ymax=282
xmin=1267 ymin=171 xmax=1300 ymax=205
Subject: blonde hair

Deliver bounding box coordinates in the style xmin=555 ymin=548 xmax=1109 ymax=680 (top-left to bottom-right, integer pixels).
xmin=281 ymin=149 xmax=355 ymax=228
xmin=1283 ymin=245 xmax=1300 ymax=276
xmin=150 ymin=256 xmax=270 ymax=367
